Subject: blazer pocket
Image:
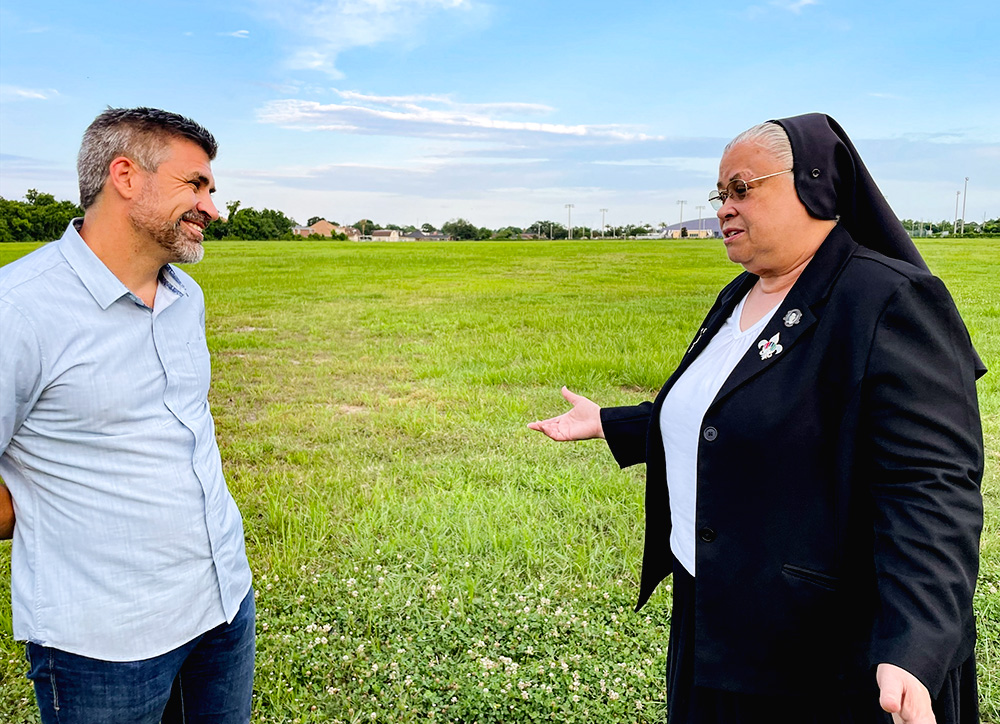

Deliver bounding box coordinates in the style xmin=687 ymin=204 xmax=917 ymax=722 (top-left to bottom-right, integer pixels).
xmin=781 ymin=563 xmax=840 ymax=592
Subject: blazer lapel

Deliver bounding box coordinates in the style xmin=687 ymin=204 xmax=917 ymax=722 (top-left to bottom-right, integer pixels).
xmin=673 ymin=274 xmax=756 ymax=381
xmin=711 ymin=225 xmax=859 ymax=408
xmin=645 ymin=272 xmax=756 ymax=440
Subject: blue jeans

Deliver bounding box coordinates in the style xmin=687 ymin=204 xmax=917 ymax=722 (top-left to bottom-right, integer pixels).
xmin=27 ymin=588 xmax=255 ymax=724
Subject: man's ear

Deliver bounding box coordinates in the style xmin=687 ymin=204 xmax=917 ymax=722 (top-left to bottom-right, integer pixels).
xmin=106 ymin=156 xmax=145 ymax=200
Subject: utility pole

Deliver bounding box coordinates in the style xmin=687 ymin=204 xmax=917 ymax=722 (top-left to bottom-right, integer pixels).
xmin=960 ymin=177 xmax=969 ymax=234
xmin=600 ymin=208 xmax=608 ymax=238
xmin=954 ymin=191 xmax=960 ymax=236
xmin=677 ymin=200 xmax=686 ymax=234
xmin=695 ymin=205 xmax=705 ymax=233
xmin=565 ymin=204 xmax=574 ymax=240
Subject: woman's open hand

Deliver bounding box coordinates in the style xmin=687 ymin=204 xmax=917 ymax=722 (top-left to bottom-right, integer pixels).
xmin=527 ymin=387 xmax=604 ymax=441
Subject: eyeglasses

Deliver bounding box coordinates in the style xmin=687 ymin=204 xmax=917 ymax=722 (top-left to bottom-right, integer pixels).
xmin=709 ymin=169 xmax=793 ymax=210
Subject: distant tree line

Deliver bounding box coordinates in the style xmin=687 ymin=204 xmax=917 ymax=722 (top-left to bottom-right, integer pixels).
xmin=901 ymin=218 xmax=1000 ymax=237
xmin=0 ymin=190 xmax=83 ymax=243
xmin=4 ymin=191 xmax=997 ymax=242
xmin=202 ymin=201 xmax=298 ymax=240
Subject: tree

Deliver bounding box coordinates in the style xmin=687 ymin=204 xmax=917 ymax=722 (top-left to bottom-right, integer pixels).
xmin=527 ymin=220 xmax=566 ymax=239
xmin=354 ymin=219 xmax=378 ymax=235
xmin=441 ymin=218 xmax=479 ymax=240
xmin=493 ymin=226 xmax=524 ymax=239
xmin=0 ymin=190 xmax=83 ymax=242
xmin=421 ymin=223 xmax=437 ymax=233
xmin=206 ymin=200 xmax=296 ymax=240
xmin=307 ymin=216 xmax=325 ymax=227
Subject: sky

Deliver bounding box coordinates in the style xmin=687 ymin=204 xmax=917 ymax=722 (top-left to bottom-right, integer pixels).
xmin=1 ymin=0 xmax=997 ymax=232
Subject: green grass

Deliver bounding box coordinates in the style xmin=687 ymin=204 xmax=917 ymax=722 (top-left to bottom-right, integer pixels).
xmin=1 ymin=237 xmax=997 ymax=722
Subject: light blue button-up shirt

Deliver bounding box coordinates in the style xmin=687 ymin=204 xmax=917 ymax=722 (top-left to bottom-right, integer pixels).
xmin=0 ymin=221 xmax=252 ymax=661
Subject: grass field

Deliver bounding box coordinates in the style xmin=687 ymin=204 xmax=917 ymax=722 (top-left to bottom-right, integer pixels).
xmin=1 ymin=237 xmax=997 ymax=723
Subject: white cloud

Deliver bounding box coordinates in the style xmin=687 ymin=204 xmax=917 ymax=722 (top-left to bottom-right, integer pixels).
xmin=256 ymin=91 xmax=661 ymax=143
xmin=772 ymin=0 xmax=819 ymax=12
xmin=336 ymin=90 xmax=552 ymax=116
xmin=593 ymin=157 xmax=718 ymax=174
xmin=220 ymin=30 xmax=251 ymax=38
xmin=0 ymin=85 xmax=57 ymax=101
xmin=252 ymin=0 xmax=485 ymax=77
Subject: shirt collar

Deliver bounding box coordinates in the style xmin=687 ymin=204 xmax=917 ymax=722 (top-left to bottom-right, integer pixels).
xmin=58 ymin=219 xmax=189 ymax=310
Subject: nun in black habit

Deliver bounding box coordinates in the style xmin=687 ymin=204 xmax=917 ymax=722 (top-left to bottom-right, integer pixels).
xmin=529 ymin=113 xmax=985 ymax=723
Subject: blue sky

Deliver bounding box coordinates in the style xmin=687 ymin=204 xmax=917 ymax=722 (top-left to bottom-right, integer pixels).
xmin=1 ymin=0 xmax=996 ymax=231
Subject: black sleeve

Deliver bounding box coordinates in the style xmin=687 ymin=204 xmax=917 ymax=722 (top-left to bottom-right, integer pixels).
xmin=863 ymin=274 xmax=984 ymax=695
xmin=600 ymin=402 xmax=654 ymax=469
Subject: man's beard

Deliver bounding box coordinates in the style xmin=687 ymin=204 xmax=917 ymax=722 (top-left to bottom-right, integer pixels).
xmin=129 ymin=187 xmax=211 ymax=265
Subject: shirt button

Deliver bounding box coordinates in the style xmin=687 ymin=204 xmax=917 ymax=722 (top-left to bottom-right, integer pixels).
xmin=699 ymin=527 xmax=717 ymax=543
xmin=703 ymin=426 xmax=718 ymax=442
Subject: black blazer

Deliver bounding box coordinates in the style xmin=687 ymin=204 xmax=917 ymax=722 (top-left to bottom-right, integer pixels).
xmin=601 ymin=225 xmax=984 ymax=696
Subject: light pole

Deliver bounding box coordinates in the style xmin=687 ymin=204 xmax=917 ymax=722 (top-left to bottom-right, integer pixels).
xmin=565 ymin=204 xmax=574 ymax=240
xmin=954 ymin=191 xmax=960 ymax=236
xmin=961 ymin=177 xmax=969 ymax=234
xmin=677 ymin=200 xmax=686 ymax=236
xmin=600 ymin=208 xmax=608 ymax=238
xmin=695 ymin=205 xmax=705 ymax=234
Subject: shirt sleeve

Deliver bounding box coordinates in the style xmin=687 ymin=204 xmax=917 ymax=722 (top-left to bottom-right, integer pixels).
xmin=0 ymin=299 xmax=44 ymax=458
xmin=863 ymin=274 xmax=984 ymax=695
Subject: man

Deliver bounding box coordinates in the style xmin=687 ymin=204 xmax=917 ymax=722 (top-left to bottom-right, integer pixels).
xmin=0 ymin=107 xmax=254 ymax=723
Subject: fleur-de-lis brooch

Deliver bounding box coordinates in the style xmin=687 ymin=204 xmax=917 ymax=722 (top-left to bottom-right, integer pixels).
xmin=758 ymin=333 xmax=783 ymax=360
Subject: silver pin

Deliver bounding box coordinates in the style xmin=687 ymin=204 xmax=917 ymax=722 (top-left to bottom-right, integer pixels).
xmin=758 ymin=333 xmax=783 ymax=360
xmin=687 ymin=327 xmax=708 ymax=355
xmin=783 ymin=309 xmax=802 ymax=327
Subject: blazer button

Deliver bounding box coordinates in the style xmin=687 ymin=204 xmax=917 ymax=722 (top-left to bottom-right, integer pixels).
xmin=699 ymin=527 xmax=717 ymax=543
xmin=703 ymin=426 xmax=718 ymax=442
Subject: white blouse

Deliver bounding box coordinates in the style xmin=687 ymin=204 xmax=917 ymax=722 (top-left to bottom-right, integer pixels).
xmin=659 ymin=291 xmax=779 ymax=576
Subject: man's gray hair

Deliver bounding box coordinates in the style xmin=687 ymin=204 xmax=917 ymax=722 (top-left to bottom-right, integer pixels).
xmin=77 ymin=107 xmax=218 ymax=210
xmin=724 ymin=121 xmax=794 ymax=169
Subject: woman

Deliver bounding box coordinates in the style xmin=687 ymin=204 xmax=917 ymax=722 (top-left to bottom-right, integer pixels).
xmin=529 ymin=114 xmax=984 ymax=723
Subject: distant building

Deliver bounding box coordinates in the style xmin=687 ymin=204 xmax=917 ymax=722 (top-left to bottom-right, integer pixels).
xmin=292 ymin=221 xmax=360 ymax=240
xmin=660 ymin=218 xmax=721 ymax=239
xmin=399 ymin=230 xmax=452 ymax=241
xmin=371 ymin=229 xmax=401 ymax=242
xmin=334 ymin=225 xmax=361 ymax=241
xmin=291 ymin=220 xmax=335 ymax=237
